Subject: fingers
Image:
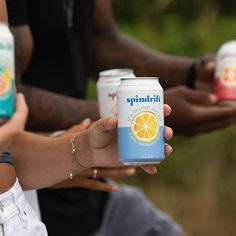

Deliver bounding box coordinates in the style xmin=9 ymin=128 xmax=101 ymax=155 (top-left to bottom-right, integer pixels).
xmin=193 ymin=106 xmax=236 ymax=133
xmin=0 ymin=93 xmax=28 ymax=151
xmin=92 ymin=117 xmax=118 ymax=134
xmin=196 ymin=105 xmax=236 ymax=125
xmin=164 ymin=126 xmax=173 ymax=156
xmin=140 ymin=165 xmax=157 ymax=174
xmin=164 ymin=104 xmax=171 ymax=117
xmin=199 ymin=54 xmax=215 ymax=68
xmin=62 ymin=118 xmax=92 ymax=137
xmin=80 ymin=118 xmax=92 ymax=128
xmin=12 ymin=93 xmax=28 ymax=128
xmin=164 ymin=126 xmax=173 ymax=140
xmin=186 ymin=89 xmax=217 ymax=105
xmin=205 ymin=61 xmax=215 ymax=72
xmin=9 ymin=93 xmax=28 ymax=129
xmin=87 ymin=117 xmax=118 ymax=150
xmin=79 ymin=167 xmax=136 ymax=178
xmin=165 ymin=144 xmax=173 ymax=156
xmin=0 ymin=93 xmax=28 ymax=136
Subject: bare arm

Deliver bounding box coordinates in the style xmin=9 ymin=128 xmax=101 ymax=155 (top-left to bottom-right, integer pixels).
xmin=10 ymin=132 xmax=72 ymax=189
xmin=0 ymin=0 xmax=8 ymax=22
xmin=11 ymin=25 xmax=99 ymax=132
xmin=9 ymin=112 xmax=172 ymax=190
xmin=90 ymin=0 xmax=193 ymax=89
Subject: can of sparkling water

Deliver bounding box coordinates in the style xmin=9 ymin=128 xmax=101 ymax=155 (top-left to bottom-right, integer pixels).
xmin=0 ymin=22 xmax=15 ymax=118
xmin=117 ymin=77 xmax=164 ymax=165
xmin=97 ymin=68 xmax=135 ymax=117
xmin=214 ymin=40 xmax=236 ymax=105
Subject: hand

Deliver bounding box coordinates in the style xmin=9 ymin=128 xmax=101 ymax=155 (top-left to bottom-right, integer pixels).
xmin=0 ymin=93 xmax=28 ymax=152
xmin=165 ymin=86 xmax=236 ymax=136
xmin=75 ymin=105 xmax=173 ymax=174
xmin=140 ymin=104 xmax=173 ymax=174
xmin=50 ymin=166 xmax=136 ymax=192
xmin=195 ymin=54 xmax=215 ymax=92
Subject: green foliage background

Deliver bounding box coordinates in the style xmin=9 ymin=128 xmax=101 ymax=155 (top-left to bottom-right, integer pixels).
xmin=87 ymin=1 xmax=236 ymax=235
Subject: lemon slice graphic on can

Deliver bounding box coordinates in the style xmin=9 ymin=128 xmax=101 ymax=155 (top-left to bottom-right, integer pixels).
xmin=0 ymin=64 xmax=11 ymax=96
xmin=131 ymin=110 xmax=159 ymax=142
xmin=220 ymin=64 xmax=236 ymax=87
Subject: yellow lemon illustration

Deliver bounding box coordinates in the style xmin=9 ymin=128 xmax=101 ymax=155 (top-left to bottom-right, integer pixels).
xmin=131 ymin=110 xmax=159 ymax=142
xmin=0 ymin=66 xmax=11 ymax=96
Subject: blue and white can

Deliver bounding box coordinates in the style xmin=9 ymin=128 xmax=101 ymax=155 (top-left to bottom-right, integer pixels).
xmin=117 ymin=77 xmax=164 ymax=165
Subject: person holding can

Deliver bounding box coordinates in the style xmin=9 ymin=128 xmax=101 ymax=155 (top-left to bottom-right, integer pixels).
xmin=0 ymin=3 xmax=174 ymax=236
xmin=0 ymin=3 xmax=47 ymax=234
xmin=6 ymin=1 xmax=236 ymax=236
xmin=0 ymin=93 xmax=48 ymax=236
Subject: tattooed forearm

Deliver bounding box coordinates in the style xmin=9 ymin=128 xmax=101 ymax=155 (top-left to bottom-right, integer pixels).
xmin=91 ymin=0 xmax=193 ymax=89
xmin=18 ymin=84 xmax=99 ymax=132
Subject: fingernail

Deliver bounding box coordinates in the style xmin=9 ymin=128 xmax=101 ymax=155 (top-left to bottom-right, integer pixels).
xmin=82 ymin=118 xmax=91 ymax=123
xmin=126 ymin=168 xmax=136 ymax=175
xmin=111 ymin=185 xmax=119 ymax=191
xmin=144 ymin=166 xmax=157 ymax=174
xmin=209 ymin=94 xmax=217 ymax=103
xmin=206 ymin=61 xmax=215 ymax=69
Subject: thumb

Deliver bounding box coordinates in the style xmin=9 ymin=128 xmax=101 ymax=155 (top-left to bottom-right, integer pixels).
xmin=80 ymin=118 xmax=92 ymax=128
xmin=186 ymin=89 xmax=217 ymax=105
xmin=88 ymin=117 xmax=118 ymax=149
xmin=92 ymin=117 xmax=118 ymax=134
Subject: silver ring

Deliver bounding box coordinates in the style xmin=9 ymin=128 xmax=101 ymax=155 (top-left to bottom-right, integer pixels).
xmin=92 ymin=169 xmax=98 ymax=178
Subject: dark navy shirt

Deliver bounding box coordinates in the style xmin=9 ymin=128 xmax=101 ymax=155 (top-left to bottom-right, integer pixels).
xmin=0 ymin=151 xmax=12 ymax=164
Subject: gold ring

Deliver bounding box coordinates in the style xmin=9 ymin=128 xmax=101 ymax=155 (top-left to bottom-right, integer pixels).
xmin=93 ymin=169 xmax=98 ymax=178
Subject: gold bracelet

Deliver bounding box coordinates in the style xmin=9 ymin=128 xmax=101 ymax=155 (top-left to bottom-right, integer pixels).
xmin=69 ymin=132 xmax=89 ymax=178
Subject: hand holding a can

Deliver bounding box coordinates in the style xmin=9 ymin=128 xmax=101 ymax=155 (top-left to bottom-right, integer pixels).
xmin=192 ymin=54 xmax=215 ymax=92
xmin=0 ymin=93 xmax=28 ymax=152
xmin=165 ymin=86 xmax=236 ymax=136
xmin=73 ymin=112 xmax=173 ymax=174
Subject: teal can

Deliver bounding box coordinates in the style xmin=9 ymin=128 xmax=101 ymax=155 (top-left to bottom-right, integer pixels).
xmin=0 ymin=22 xmax=15 ymax=118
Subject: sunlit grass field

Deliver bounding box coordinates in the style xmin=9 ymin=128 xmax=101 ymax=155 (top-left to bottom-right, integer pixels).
xmin=87 ymin=13 xmax=236 ymax=236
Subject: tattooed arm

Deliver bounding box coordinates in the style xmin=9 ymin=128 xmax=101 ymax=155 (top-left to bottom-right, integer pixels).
xmin=89 ymin=0 xmax=236 ymax=138
xmin=90 ymin=0 xmax=193 ymax=89
xmin=11 ymin=25 xmax=99 ymax=132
